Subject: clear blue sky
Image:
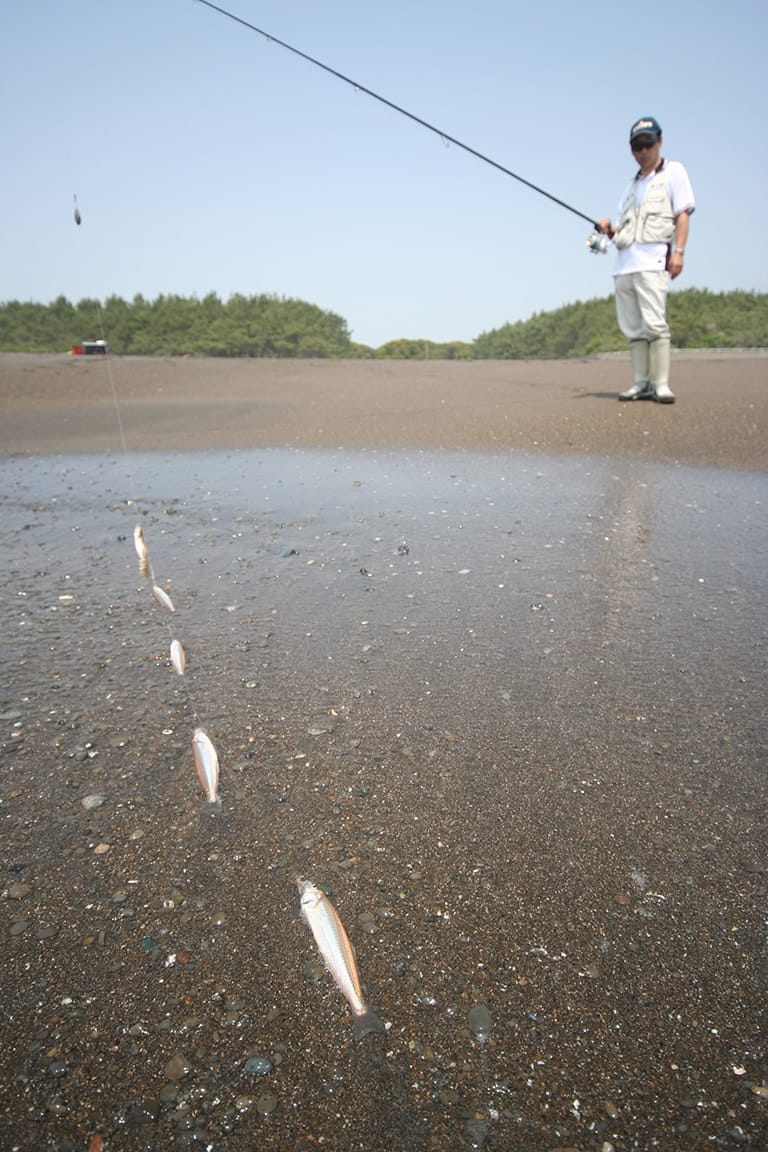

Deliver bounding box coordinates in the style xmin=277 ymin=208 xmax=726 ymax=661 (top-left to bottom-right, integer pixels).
xmin=1 ymin=0 xmax=765 ymax=348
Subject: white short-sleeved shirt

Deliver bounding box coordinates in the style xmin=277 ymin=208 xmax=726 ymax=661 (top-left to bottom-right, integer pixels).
xmin=614 ymin=159 xmax=695 ymax=276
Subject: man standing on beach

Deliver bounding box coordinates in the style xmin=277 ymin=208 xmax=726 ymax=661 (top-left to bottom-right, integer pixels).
xmin=597 ymin=117 xmax=695 ymax=404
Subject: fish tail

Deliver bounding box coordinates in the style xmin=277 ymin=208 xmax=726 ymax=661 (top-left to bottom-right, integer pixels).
xmin=353 ymin=1008 xmax=385 ymax=1041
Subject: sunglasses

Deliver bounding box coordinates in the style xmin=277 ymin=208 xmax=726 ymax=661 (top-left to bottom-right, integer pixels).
xmin=632 ymin=138 xmax=658 ymax=151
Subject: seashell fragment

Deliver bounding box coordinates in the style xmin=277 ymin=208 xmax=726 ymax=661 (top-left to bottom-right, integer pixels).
xmin=152 ymin=585 xmax=175 ymax=613
xmin=192 ymin=727 xmax=219 ymax=804
xmin=170 ymin=639 xmax=186 ymax=675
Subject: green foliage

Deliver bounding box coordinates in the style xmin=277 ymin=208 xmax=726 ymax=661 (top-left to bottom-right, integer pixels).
xmin=0 ymin=293 xmax=358 ymax=358
xmin=349 ymin=341 xmax=376 ymax=359
xmin=667 ymin=288 xmax=768 ymax=348
xmin=374 ymin=339 xmax=473 ymax=360
xmin=472 ymin=289 xmax=768 ymax=358
xmin=0 ymin=288 xmax=765 ymax=359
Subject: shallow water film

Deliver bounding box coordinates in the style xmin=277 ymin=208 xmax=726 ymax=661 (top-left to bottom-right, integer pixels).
xmin=1 ymin=448 xmax=766 ymax=1151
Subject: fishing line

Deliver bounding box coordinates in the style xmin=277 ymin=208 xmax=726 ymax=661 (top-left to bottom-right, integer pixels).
xmin=95 ymin=309 xmax=134 ymax=487
xmin=71 ymin=223 xmax=220 ymax=807
xmin=195 ymin=0 xmax=599 ymax=228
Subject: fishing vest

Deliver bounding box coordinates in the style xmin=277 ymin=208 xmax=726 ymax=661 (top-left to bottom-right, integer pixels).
xmin=614 ymin=160 xmax=676 ymax=250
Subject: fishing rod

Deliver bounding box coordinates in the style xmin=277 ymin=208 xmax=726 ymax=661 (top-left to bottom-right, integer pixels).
xmin=195 ymin=0 xmax=606 ymax=246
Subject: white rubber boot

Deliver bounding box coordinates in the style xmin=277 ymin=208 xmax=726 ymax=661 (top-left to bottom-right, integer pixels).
xmin=649 ymin=337 xmax=675 ymax=403
xmin=619 ymin=340 xmax=654 ymax=400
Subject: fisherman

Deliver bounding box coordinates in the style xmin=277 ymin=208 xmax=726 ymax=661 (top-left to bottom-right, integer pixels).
xmin=596 ymin=117 xmax=695 ymax=404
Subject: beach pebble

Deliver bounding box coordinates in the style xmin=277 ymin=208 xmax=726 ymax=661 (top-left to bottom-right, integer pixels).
xmin=303 ymin=959 xmax=324 ymax=983
xmin=7 ymin=881 xmax=32 ymax=899
xmin=463 ymin=1117 xmax=493 ymax=1149
xmin=468 ymin=1003 xmax=493 ymax=1043
xmin=124 ymin=1100 xmax=161 ymax=1125
xmin=81 ymin=794 xmax=105 ymax=810
xmin=245 ymin=1056 xmax=273 ymax=1077
xmin=256 ymin=1092 xmax=278 ymax=1116
xmin=164 ymin=1053 xmax=191 ymax=1081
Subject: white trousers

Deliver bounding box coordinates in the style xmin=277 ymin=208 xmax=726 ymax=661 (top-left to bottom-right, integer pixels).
xmin=614 ymin=270 xmax=670 ymax=341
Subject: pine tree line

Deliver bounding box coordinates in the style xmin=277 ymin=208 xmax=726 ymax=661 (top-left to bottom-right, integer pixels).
xmin=0 ymin=288 xmax=765 ymax=359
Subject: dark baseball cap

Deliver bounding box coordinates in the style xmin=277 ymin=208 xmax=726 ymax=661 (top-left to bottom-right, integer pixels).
xmin=630 ymin=117 xmax=662 ymax=142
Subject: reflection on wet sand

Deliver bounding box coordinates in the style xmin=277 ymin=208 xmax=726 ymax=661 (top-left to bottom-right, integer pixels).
xmin=0 ymin=448 xmax=766 ymax=1151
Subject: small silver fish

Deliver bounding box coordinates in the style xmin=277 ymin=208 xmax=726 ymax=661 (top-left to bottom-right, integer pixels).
xmin=297 ymin=878 xmax=385 ymax=1040
xmin=133 ymin=524 xmax=149 ymax=578
xmin=152 ymin=584 xmax=175 ymax=613
xmin=192 ymin=727 xmax=219 ymax=804
xmin=170 ymin=639 xmax=186 ymax=676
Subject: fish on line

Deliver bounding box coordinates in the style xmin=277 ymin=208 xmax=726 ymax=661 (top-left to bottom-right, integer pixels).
xmin=298 ymin=878 xmax=385 ymax=1040
xmin=170 ymin=639 xmax=186 ymax=676
xmin=152 ymin=585 xmax=175 ymax=613
xmin=192 ymin=727 xmax=220 ymax=806
xmin=134 ymin=524 xmax=149 ymax=579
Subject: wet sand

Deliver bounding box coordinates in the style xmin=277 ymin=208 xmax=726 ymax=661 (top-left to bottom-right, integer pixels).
xmin=1 ymin=354 xmax=766 ymax=1151
xmin=0 ymin=352 xmax=765 ymax=469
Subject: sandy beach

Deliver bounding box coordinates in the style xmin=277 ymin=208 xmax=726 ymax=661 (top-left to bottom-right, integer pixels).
xmin=0 ymin=352 xmax=765 ymax=469
xmin=0 ymin=353 xmax=766 ymax=1151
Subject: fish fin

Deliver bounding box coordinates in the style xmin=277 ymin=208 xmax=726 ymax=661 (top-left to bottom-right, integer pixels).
xmin=353 ymin=1009 xmax=385 ymax=1041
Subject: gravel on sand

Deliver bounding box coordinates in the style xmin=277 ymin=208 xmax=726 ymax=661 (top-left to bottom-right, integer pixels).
xmin=0 ymin=353 xmax=766 ymax=1151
